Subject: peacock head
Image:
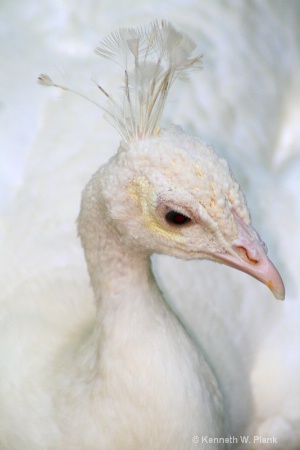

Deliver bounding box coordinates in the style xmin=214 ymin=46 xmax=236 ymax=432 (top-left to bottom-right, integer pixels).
xmin=39 ymin=20 xmax=285 ymax=299
xmin=102 ymin=125 xmax=285 ymax=300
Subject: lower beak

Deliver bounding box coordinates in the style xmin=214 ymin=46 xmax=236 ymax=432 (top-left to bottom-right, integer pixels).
xmin=215 ymin=216 xmax=285 ymax=300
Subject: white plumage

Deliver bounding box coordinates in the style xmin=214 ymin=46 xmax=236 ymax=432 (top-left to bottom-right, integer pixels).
xmin=1 ymin=3 xmax=300 ymax=450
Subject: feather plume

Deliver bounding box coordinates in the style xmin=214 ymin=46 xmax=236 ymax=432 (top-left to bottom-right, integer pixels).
xmin=95 ymin=20 xmax=202 ymax=141
xmin=38 ymin=21 xmax=202 ymax=142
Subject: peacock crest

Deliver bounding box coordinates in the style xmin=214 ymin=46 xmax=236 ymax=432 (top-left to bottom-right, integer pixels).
xmin=38 ymin=20 xmax=202 ymax=142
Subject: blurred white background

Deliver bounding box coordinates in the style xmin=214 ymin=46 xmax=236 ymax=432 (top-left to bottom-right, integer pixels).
xmin=1 ymin=1 xmax=299 ymax=447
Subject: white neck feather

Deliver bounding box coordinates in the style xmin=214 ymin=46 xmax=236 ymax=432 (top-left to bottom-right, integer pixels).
xmin=69 ymin=168 xmax=225 ymax=447
xmin=77 ymin=168 xmax=174 ymax=356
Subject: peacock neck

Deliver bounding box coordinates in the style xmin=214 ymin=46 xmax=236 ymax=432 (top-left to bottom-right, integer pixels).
xmin=70 ymin=171 xmax=224 ymax=444
xmin=77 ymin=170 xmax=163 ymax=342
xmin=92 ymin=230 xmax=156 ymax=327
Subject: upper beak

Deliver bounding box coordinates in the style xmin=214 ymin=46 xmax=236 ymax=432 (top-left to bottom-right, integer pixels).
xmin=215 ymin=215 xmax=285 ymax=300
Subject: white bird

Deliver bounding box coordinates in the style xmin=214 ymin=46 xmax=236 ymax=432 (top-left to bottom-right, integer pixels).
xmin=0 ymin=21 xmax=285 ymax=450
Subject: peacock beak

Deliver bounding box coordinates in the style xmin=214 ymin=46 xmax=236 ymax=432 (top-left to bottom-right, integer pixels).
xmin=215 ymin=215 xmax=285 ymax=300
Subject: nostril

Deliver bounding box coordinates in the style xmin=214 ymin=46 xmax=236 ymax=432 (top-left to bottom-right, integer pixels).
xmin=234 ymin=246 xmax=259 ymax=264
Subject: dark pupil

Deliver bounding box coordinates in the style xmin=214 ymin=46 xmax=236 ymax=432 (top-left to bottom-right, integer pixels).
xmin=166 ymin=210 xmax=191 ymax=226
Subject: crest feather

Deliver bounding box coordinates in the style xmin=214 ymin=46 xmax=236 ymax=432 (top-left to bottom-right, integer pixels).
xmin=95 ymin=20 xmax=202 ymax=141
xmin=38 ymin=21 xmax=202 ymax=143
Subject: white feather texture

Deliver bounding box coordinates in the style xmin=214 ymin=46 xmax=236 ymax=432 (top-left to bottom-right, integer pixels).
xmin=95 ymin=20 xmax=202 ymax=140
xmin=1 ymin=2 xmax=300 ymax=449
xmin=39 ymin=21 xmax=202 ymax=141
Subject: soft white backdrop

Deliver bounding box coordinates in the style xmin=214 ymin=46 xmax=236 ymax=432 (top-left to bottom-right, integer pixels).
xmin=1 ymin=1 xmax=300 ymax=447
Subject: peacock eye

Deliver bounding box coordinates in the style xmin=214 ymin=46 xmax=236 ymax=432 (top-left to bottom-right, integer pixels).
xmin=165 ymin=210 xmax=191 ymax=226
